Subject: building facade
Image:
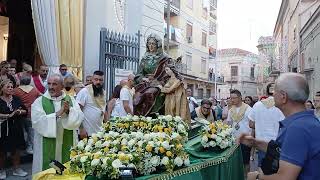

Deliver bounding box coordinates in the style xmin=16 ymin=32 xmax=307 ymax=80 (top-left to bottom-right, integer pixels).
xmin=273 ymin=0 xmax=320 ymax=97
xmin=216 ymin=48 xmax=259 ymax=99
xmin=84 ymin=0 xmax=164 ymax=77
xmin=164 ymin=0 xmax=218 ymax=99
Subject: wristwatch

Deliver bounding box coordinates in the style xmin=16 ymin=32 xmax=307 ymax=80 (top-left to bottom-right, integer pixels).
xmin=256 ymin=173 xmax=260 ymax=180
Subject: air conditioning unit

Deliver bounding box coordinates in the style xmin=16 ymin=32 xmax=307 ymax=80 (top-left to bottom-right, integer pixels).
xmin=187 ymin=36 xmax=193 ymax=43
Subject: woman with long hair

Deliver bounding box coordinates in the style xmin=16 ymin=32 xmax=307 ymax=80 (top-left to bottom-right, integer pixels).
xmin=0 ymin=80 xmax=28 ymax=178
xmin=105 ymin=85 xmax=123 ymax=121
xmin=244 ymin=96 xmax=255 ymax=107
xmin=305 ymin=100 xmax=315 ymax=110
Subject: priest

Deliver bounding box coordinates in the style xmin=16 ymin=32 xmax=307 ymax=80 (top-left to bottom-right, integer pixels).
xmin=31 ymin=74 xmax=84 ymax=174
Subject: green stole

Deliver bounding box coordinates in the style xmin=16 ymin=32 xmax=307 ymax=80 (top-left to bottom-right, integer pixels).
xmin=41 ymin=95 xmax=74 ymax=171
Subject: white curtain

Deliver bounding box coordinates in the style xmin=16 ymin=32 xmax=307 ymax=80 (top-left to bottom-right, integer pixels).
xmin=31 ymin=0 xmax=60 ymax=74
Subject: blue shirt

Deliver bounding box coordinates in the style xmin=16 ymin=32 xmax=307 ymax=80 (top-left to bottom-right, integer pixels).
xmin=276 ymin=110 xmax=320 ymax=180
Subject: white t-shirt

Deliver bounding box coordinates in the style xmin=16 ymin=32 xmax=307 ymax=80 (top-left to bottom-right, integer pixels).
xmin=227 ymin=105 xmax=252 ymax=138
xmin=111 ymin=98 xmax=122 ymax=117
xmin=188 ymin=96 xmax=198 ymax=113
xmin=119 ymin=88 xmax=133 ymax=117
xmin=76 ymin=88 xmax=105 ymax=136
xmin=248 ymin=98 xmax=285 ymax=142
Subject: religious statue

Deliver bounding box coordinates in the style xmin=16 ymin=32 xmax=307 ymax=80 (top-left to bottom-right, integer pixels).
xmin=133 ymin=34 xmax=190 ymax=125
xmin=158 ymin=65 xmax=191 ymax=125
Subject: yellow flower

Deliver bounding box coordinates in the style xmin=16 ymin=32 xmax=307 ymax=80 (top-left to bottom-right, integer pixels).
xmin=121 ymin=145 xmax=127 ymax=151
xmin=140 ymin=122 xmax=144 ymax=127
xmin=124 ymin=123 xmax=129 ymax=129
xmin=92 ymin=136 xmax=98 ymax=143
xmin=166 ymin=151 xmax=172 ymax=157
xmin=70 ymin=151 xmax=77 ymax=157
xmin=119 ymin=154 xmax=126 ymax=161
xmin=164 ymin=128 xmax=169 ymax=133
xmin=103 ymin=147 xmax=109 ymax=152
xmin=146 ymin=145 xmax=153 ymax=152
xmin=94 ymin=153 xmax=101 ymax=159
xmin=158 ymin=126 xmax=163 ymax=132
xmin=159 ymin=147 xmax=166 ymax=153
xmin=209 ymin=124 xmax=215 ymax=129
xmin=211 ymin=128 xmax=216 ymax=134
xmin=159 ymin=137 xmax=164 ymax=142
xmin=176 ymin=144 xmax=183 ymax=150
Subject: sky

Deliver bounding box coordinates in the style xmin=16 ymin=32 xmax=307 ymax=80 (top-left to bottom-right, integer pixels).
xmin=217 ymin=0 xmax=282 ymax=53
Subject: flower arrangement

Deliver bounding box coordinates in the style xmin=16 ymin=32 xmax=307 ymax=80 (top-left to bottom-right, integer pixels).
xmin=69 ymin=115 xmax=190 ymax=179
xmin=200 ymin=120 xmax=235 ymax=150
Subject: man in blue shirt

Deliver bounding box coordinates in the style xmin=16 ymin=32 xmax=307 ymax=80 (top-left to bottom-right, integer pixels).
xmin=239 ymin=72 xmax=320 ymax=180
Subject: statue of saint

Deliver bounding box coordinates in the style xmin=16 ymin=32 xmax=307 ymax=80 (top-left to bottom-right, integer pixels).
xmin=133 ymin=34 xmax=191 ymax=125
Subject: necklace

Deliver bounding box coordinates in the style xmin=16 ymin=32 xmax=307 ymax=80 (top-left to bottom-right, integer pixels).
xmin=1 ymin=96 xmax=13 ymax=111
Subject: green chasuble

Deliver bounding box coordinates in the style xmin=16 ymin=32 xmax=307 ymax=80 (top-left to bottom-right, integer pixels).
xmin=41 ymin=95 xmax=74 ymax=171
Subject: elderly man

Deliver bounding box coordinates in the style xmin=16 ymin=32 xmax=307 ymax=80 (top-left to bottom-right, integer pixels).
xmin=31 ymin=65 xmax=49 ymax=94
xmin=248 ymin=83 xmax=285 ymax=169
xmin=31 ymin=74 xmax=84 ymax=174
xmin=239 ymin=73 xmax=320 ymax=180
xmin=76 ymin=71 xmax=106 ymax=137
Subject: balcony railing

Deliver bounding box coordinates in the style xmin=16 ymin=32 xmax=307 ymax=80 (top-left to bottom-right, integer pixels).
xmin=164 ymin=25 xmax=179 ymax=47
xmin=164 ymin=0 xmax=180 ymax=16
xmin=176 ymin=63 xmax=187 ymax=74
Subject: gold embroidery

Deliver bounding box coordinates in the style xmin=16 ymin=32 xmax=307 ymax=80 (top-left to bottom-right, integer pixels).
xmin=229 ymin=102 xmax=249 ymax=123
xmin=86 ymin=84 xmax=106 ymax=112
xmin=261 ymin=97 xmax=275 ymax=108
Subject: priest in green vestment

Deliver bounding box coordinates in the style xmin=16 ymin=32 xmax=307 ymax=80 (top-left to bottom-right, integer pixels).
xmin=31 ymin=74 xmax=84 ymax=174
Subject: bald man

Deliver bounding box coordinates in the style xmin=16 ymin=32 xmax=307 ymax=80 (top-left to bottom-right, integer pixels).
xmin=239 ymin=73 xmax=320 ymax=180
xmin=118 ymin=74 xmax=135 ymax=116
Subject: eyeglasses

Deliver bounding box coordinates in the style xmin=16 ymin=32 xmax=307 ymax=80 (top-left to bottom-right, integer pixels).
xmin=202 ymin=106 xmax=211 ymax=110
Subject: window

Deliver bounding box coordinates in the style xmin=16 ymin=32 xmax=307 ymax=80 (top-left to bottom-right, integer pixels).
xmin=210 ymin=0 xmax=217 ymax=9
xmin=250 ymin=65 xmax=255 ymax=79
xmin=231 ymin=66 xmax=238 ymax=77
xmin=209 ymin=21 xmax=216 ymax=34
xmin=206 ymin=89 xmax=211 ymax=98
xmin=186 ymin=23 xmax=193 ymax=39
xmin=187 ymin=0 xmax=193 ymax=9
xmin=202 ymin=7 xmax=208 ymax=19
xmin=186 ymin=53 xmax=192 ymax=70
xmin=201 ymin=58 xmax=206 ymax=73
xmin=202 ymin=31 xmax=207 ymax=47
xmin=198 ymin=89 xmax=204 ymax=99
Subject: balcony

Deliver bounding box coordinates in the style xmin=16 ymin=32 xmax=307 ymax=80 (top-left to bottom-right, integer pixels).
xmin=225 ymin=76 xmax=239 ymax=83
xmin=164 ymin=0 xmax=180 ymax=16
xmin=176 ymin=63 xmax=187 ymax=74
xmin=164 ymin=25 xmax=179 ymax=47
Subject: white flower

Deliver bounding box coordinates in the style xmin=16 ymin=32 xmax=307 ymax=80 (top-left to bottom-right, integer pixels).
xmin=138 ymin=140 xmax=144 ymax=147
xmin=174 ymin=116 xmax=182 ymax=122
xmin=91 ymin=159 xmax=100 ymax=166
xmin=88 ymin=139 xmax=94 ymax=145
xmin=112 ymin=139 xmax=120 ymax=145
xmin=97 ymin=132 xmax=104 ymax=138
xmin=201 ymin=136 xmax=208 ymax=143
xmin=216 ymin=136 xmax=222 ymax=143
xmin=209 ymin=141 xmax=216 ymax=147
xmin=80 ymin=156 xmax=88 ymax=163
xmin=144 ymin=134 xmax=151 ymax=141
xmin=150 ymin=156 xmax=160 ymax=166
xmin=148 ymin=141 xmax=155 ymax=147
xmin=136 ymin=132 xmax=144 ymax=139
xmin=165 ymin=115 xmax=173 ymax=121
xmin=184 ymin=158 xmax=190 ymax=166
xmin=171 ymin=132 xmax=180 ymax=139
xmin=162 ymin=141 xmax=171 ymax=150
xmin=122 ymin=133 xmax=129 ymax=138
xmin=211 ymin=134 xmax=217 ymax=139
xmin=121 ymin=138 xmax=128 ymax=145
xmin=174 ymin=157 xmax=184 ymax=167
xmin=112 ymin=159 xmax=123 ymax=169
xmin=102 ymin=157 xmax=109 ymax=165
xmin=128 ymin=163 xmax=136 ymax=168
xmin=77 ymin=140 xmax=85 ymax=150
xmin=102 ymin=141 xmax=110 ymax=147
xmin=146 ymin=117 xmax=152 ymax=121
xmin=178 ymin=124 xmax=185 ymax=132
xmin=95 ymin=140 xmax=102 ymax=148
xmin=132 ymin=115 xmax=140 ymax=121
xmin=84 ymin=145 xmax=92 ymax=152
xmin=161 ymin=157 xmax=169 ymax=165
xmin=128 ymin=139 xmax=136 ymax=147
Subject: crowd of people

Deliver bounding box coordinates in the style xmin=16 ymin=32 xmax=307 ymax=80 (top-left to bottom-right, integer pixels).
xmin=186 ymin=74 xmax=320 ymax=180
xmin=0 ymin=58 xmax=319 ymax=179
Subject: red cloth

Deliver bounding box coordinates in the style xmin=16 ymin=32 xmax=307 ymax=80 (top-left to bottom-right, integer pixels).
xmin=260 ymin=96 xmax=268 ymax=100
xmin=14 ymin=87 xmax=41 ymax=117
xmin=32 ymin=75 xmax=46 ymax=94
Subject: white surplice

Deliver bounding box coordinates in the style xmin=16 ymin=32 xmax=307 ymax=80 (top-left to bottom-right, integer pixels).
xmin=31 ymin=91 xmax=84 ymax=175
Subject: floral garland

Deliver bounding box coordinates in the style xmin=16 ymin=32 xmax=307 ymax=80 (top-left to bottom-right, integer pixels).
xmin=69 ymin=115 xmax=190 ymax=179
xmin=200 ymin=120 xmax=235 ymax=149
